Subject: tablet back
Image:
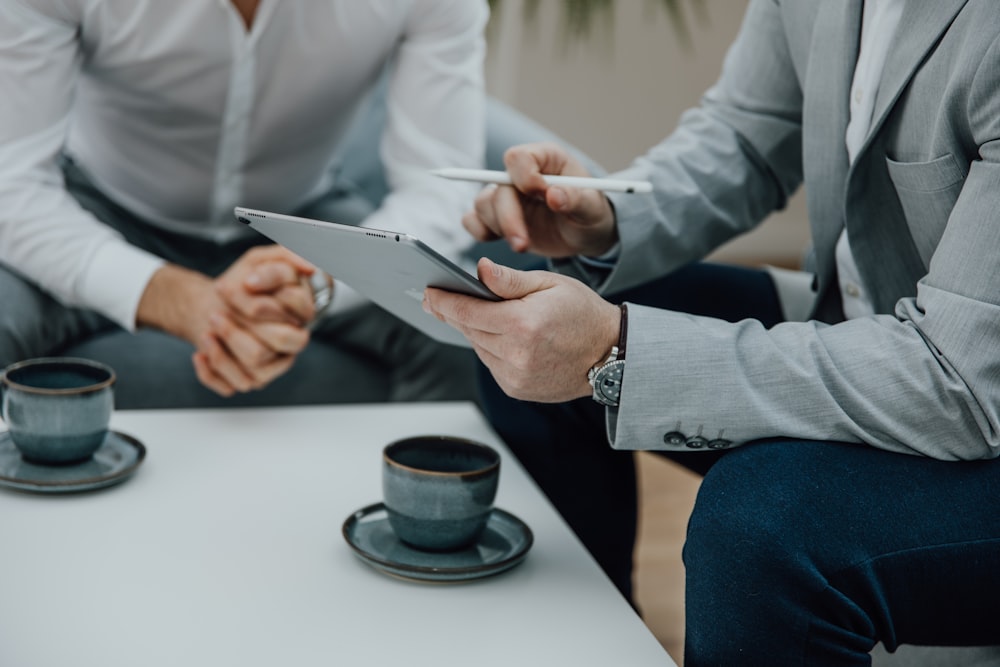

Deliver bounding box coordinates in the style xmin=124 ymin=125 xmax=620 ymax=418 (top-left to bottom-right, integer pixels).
xmin=235 ymin=207 xmax=498 ymax=348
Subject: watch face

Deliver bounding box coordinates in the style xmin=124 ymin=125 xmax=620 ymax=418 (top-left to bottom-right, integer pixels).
xmin=592 ymin=360 xmax=625 ymax=407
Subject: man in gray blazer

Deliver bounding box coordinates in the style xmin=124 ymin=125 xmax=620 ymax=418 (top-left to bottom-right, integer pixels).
xmin=424 ymin=1 xmax=1000 ymax=664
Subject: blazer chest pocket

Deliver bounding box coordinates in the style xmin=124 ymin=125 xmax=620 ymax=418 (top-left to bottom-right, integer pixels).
xmin=885 ymin=154 xmax=965 ymax=267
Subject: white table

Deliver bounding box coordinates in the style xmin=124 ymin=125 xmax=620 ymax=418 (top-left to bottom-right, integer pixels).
xmin=0 ymin=402 xmax=676 ymax=666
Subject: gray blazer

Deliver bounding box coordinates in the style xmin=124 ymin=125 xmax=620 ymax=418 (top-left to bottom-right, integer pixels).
xmin=566 ymin=0 xmax=1000 ymax=459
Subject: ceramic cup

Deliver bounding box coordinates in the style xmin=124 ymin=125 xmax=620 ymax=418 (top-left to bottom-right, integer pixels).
xmin=382 ymin=435 xmax=501 ymax=551
xmin=1 ymin=357 xmax=116 ymax=465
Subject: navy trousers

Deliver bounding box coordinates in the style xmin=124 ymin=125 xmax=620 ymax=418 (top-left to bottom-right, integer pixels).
xmin=478 ymin=262 xmax=1000 ymax=665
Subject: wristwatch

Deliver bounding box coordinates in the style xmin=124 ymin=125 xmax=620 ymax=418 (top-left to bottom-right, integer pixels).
xmin=587 ymin=304 xmax=628 ymax=407
xmin=309 ymin=270 xmax=333 ymax=320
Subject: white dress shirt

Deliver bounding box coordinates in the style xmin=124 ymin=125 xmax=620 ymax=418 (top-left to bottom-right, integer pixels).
xmin=0 ymin=0 xmax=487 ymax=329
xmin=838 ymin=0 xmax=904 ymax=318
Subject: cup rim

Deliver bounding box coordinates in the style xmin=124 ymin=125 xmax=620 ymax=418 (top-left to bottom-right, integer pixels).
xmin=383 ymin=435 xmax=500 ymax=478
xmin=2 ymin=357 xmax=116 ymax=396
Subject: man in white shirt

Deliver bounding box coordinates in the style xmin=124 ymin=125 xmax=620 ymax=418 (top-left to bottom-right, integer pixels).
xmin=424 ymin=0 xmax=1000 ymax=663
xmin=0 ymin=0 xmax=488 ymax=404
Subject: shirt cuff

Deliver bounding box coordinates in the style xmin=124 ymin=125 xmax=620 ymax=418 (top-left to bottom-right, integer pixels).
xmin=577 ymin=240 xmax=621 ymax=269
xmin=563 ymin=240 xmax=621 ymax=288
xmin=77 ymin=243 xmax=165 ymax=332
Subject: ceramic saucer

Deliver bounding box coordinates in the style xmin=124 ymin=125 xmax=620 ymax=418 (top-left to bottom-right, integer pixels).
xmin=0 ymin=430 xmax=146 ymax=494
xmin=343 ymin=502 xmax=533 ymax=583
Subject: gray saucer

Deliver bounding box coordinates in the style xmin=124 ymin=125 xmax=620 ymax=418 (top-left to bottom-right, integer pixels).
xmin=343 ymin=502 xmax=533 ymax=583
xmin=0 ymin=430 xmax=146 ymax=493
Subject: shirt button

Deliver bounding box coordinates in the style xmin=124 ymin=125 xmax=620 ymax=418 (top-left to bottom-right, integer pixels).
xmin=845 ymin=283 xmax=861 ymax=298
xmin=853 ymin=88 xmax=863 ymax=103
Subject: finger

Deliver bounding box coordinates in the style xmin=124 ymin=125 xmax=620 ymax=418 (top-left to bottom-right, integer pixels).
xmin=245 ymin=244 xmax=317 ymax=275
xmin=477 ymin=257 xmax=556 ymax=300
xmin=492 ymin=185 xmax=532 ymax=252
xmin=217 ymin=282 xmax=306 ymax=325
xmin=191 ymin=352 xmax=236 ymax=397
xmin=545 ymin=185 xmax=587 ymax=215
xmin=503 ymin=143 xmax=559 ymax=196
xmin=270 ymin=281 xmax=316 ymax=324
xmin=212 ymin=314 xmax=307 ymax=386
xmin=472 ymin=183 xmax=502 ymax=230
xmin=215 ymin=265 xmax=314 ymax=326
xmin=423 ymin=287 xmax=503 ymax=337
xmin=423 ymin=259 xmax=559 ymax=348
xmin=462 ymin=328 xmax=508 ymax=366
xmin=210 ymin=313 xmax=280 ymax=372
xmin=504 ymin=141 xmax=595 ymax=211
xmin=244 ymin=261 xmax=305 ymax=294
xmin=461 ymin=209 xmax=499 ymax=243
xmin=216 ymin=272 xmax=298 ymax=322
xmin=243 ymin=352 xmax=297 ymax=389
xmin=207 ymin=314 xmax=301 ymax=390
xmin=464 ymin=186 xmax=503 ymax=242
xmin=545 ymin=184 xmax=612 ymax=223
xmin=241 ymin=320 xmax=310 ymax=356
xmin=199 ymin=331 xmax=257 ymax=393
xmin=429 ymin=299 xmax=513 ymax=366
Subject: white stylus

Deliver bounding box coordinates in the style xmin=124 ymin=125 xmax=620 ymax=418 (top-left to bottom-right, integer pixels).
xmin=431 ymin=168 xmax=653 ymax=194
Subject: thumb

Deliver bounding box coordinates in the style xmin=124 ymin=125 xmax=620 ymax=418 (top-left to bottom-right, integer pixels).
xmin=244 ymin=261 xmax=302 ymax=293
xmin=477 ymin=257 xmax=551 ymax=300
xmin=546 ymin=185 xmax=607 ymax=222
xmin=271 ymin=246 xmax=318 ymax=275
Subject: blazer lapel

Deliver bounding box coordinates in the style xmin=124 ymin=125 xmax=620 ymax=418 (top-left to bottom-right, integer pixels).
xmin=802 ymin=0 xmax=861 ymax=302
xmin=845 ymin=0 xmax=968 ymax=312
xmin=858 ymin=0 xmax=968 ymax=158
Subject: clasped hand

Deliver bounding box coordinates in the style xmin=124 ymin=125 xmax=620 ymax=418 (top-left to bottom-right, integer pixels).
xmin=138 ymin=245 xmax=324 ymax=397
xmin=193 ymin=245 xmax=322 ymax=396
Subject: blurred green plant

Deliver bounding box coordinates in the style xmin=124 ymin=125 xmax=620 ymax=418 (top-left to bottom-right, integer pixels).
xmin=487 ymin=0 xmax=704 ymax=50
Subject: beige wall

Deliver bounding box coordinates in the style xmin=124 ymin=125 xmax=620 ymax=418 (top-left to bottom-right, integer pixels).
xmin=484 ymin=0 xmax=810 ymax=267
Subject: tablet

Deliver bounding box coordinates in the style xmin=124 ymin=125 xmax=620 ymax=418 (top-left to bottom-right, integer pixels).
xmin=234 ymin=207 xmax=499 ymax=347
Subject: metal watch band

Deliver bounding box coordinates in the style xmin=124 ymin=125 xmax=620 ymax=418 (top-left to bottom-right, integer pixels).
xmin=309 ymin=270 xmax=333 ymax=319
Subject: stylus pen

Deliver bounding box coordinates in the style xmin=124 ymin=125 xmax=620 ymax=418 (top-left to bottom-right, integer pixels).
xmin=431 ymin=168 xmax=654 ymax=194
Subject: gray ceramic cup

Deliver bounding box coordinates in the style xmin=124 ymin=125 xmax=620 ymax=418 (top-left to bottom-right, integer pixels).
xmin=1 ymin=357 xmax=116 ymax=465
xmin=382 ymin=435 xmax=501 ymax=551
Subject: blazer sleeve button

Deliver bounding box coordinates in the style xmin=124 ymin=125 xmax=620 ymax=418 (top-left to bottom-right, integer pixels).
xmin=707 ymin=438 xmax=732 ymax=450
xmin=663 ymin=431 xmax=686 ymax=447
xmin=685 ymin=436 xmax=708 ymax=449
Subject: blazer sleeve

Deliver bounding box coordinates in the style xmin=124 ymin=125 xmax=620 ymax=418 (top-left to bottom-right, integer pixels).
xmin=604 ymin=21 xmax=1000 ymax=461
xmin=556 ymin=0 xmax=805 ymax=295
